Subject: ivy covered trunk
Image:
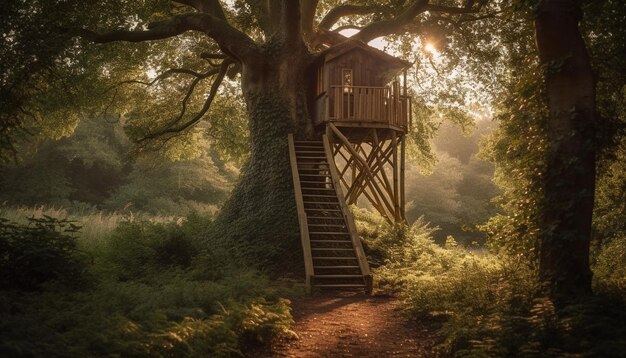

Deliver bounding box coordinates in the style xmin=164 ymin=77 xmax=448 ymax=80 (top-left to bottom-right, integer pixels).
xmin=535 ymin=0 xmax=596 ymax=302
xmin=210 ymin=40 xmax=316 ymax=271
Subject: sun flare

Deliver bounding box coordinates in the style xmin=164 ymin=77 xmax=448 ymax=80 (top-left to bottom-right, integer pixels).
xmin=424 ymin=43 xmax=438 ymax=55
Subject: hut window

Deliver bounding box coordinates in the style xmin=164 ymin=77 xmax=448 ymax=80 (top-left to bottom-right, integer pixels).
xmin=342 ymin=69 xmax=352 ymax=93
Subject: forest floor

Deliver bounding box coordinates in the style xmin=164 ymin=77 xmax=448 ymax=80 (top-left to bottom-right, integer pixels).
xmin=250 ymin=291 xmax=441 ymax=358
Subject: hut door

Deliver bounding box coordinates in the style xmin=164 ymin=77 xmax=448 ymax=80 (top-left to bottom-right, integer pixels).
xmin=342 ymin=69 xmax=353 ymax=119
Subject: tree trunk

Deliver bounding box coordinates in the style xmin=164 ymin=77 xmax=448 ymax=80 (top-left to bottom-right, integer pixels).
xmin=535 ymin=0 xmax=596 ymax=302
xmin=209 ymin=41 xmax=316 ymax=272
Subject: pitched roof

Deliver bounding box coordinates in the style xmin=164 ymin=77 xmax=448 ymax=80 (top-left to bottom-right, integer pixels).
xmin=320 ymin=39 xmax=412 ymax=71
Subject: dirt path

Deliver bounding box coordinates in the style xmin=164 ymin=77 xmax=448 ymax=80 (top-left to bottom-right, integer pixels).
xmin=252 ymin=292 xmax=440 ymax=358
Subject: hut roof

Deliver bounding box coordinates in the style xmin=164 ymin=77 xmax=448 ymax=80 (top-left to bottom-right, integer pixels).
xmin=319 ymin=39 xmax=411 ymax=73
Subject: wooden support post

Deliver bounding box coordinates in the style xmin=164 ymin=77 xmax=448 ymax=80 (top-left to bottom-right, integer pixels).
xmin=329 ymin=123 xmax=395 ymax=223
xmin=391 ymin=130 xmax=400 ymax=221
xmin=401 ymin=134 xmax=406 ymax=221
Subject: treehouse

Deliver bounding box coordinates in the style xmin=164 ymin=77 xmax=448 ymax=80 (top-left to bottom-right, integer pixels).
xmin=288 ymin=40 xmax=412 ymax=292
xmin=313 ymin=39 xmax=412 ymax=133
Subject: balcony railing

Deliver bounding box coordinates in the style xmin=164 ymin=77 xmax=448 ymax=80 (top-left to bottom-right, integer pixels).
xmin=316 ymin=85 xmax=411 ymax=130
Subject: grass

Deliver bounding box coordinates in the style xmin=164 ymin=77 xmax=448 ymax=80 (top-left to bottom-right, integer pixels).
xmin=0 ymin=204 xmax=184 ymax=249
xmin=0 ymin=205 xmax=298 ymax=357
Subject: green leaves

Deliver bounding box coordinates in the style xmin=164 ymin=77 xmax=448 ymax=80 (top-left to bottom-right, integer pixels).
xmin=0 ymin=215 xmax=88 ymax=291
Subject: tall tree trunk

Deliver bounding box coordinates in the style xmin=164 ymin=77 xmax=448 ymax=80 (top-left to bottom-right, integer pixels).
xmin=209 ymin=40 xmax=315 ymax=272
xmin=535 ymin=0 xmax=596 ymax=302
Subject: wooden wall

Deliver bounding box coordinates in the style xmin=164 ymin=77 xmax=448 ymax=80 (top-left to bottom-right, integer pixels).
xmin=325 ymin=49 xmax=394 ymax=89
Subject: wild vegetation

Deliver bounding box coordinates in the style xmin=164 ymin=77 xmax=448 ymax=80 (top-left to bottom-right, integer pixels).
xmin=1 ymin=0 xmax=625 ymax=357
xmin=0 ymin=211 xmax=297 ymax=357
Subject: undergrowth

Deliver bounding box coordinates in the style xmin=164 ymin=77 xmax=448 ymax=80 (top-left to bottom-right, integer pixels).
xmin=0 ymin=211 xmax=297 ymax=357
xmin=354 ymin=208 xmax=626 ymax=357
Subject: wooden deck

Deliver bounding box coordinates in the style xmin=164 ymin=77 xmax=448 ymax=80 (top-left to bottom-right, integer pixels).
xmin=315 ymin=84 xmax=412 ymax=132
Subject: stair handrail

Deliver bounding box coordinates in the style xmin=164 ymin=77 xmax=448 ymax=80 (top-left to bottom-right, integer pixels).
xmin=287 ymin=134 xmax=314 ymax=286
xmin=322 ymin=133 xmax=372 ymax=292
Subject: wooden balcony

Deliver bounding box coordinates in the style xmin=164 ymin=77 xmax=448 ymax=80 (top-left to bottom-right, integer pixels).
xmin=315 ymin=84 xmax=412 ymax=132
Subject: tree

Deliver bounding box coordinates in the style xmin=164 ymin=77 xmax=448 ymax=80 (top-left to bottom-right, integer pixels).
xmin=534 ymin=0 xmax=597 ymax=300
xmin=10 ymin=0 xmax=484 ymax=266
xmin=481 ymin=0 xmax=624 ymax=303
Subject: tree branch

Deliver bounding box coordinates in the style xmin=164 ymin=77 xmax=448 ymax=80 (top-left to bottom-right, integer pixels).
xmin=300 ymin=0 xmax=319 ymax=39
xmin=139 ymin=60 xmax=232 ymax=142
xmin=281 ymin=0 xmax=302 ymax=45
xmin=352 ymin=0 xmax=430 ymax=43
xmin=82 ymin=12 xmax=258 ymax=61
xmin=116 ymin=68 xmax=219 ymax=88
xmin=319 ymin=4 xmax=380 ymax=31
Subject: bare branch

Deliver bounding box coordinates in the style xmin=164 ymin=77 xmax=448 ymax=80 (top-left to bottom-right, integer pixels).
xmin=109 ymin=68 xmax=220 ymax=88
xmin=311 ymin=29 xmax=350 ymax=47
xmin=138 ymin=60 xmax=232 ymax=141
xmin=331 ymin=24 xmax=363 ymax=33
xmin=319 ymin=4 xmax=380 ymax=31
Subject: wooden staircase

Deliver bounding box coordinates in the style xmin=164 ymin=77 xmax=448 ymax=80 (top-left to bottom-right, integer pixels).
xmin=288 ymin=134 xmax=372 ymax=293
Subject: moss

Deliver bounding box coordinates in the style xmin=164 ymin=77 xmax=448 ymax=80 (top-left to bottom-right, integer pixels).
xmin=209 ymin=95 xmax=301 ymax=274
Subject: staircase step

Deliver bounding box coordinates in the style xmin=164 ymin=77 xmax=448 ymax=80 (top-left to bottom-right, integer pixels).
xmin=314 ymin=265 xmax=360 ymax=269
xmin=305 ymin=208 xmax=342 ymax=212
xmin=313 ymin=257 xmax=357 ymax=260
xmin=310 ymin=231 xmax=349 ymax=235
xmin=307 ymin=216 xmax=344 ymax=220
xmin=308 ymin=223 xmax=346 ymax=227
xmin=310 ymin=240 xmax=352 ymax=243
xmin=312 ymin=248 xmax=354 ymax=251
xmin=302 ymin=187 xmax=335 ymax=191
xmin=299 ymin=174 xmax=331 ymax=177
xmin=304 ymin=203 xmax=339 ymax=206
xmin=303 ymin=195 xmax=337 ymax=198
xmin=312 ymin=284 xmax=366 ymax=288
xmin=297 ymin=156 xmax=327 ymax=160
xmin=295 ymin=147 xmax=324 ymax=151
xmin=295 ymin=150 xmax=325 ymax=153
xmin=314 ymin=275 xmax=364 ymax=278
xmin=300 ymin=181 xmax=332 ymax=184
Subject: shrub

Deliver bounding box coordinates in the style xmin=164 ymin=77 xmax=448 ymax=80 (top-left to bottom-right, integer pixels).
xmin=0 ymin=216 xmax=88 ymax=291
xmin=99 ymin=219 xmax=215 ymax=281
xmin=0 ymin=212 xmax=296 ymax=357
xmin=356 ymin=209 xmax=626 ymax=356
xmin=593 ymin=236 xmax=626 ymax=298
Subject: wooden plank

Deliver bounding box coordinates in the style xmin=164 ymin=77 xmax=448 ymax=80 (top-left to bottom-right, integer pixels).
xmin=288 ymin=134 xmax=314 ymax=285
xmin=401 ymin=134 xmax=406 ymax=221
xmin=344 ymin=137 xmax=394 ymax=217
xmin=392 ymin=130 xmax=400 ymax=221
xmin=323 ymin=133 xmax=372 ymax=282
xmin=371 ymin=129 xmax=394 ymax=198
